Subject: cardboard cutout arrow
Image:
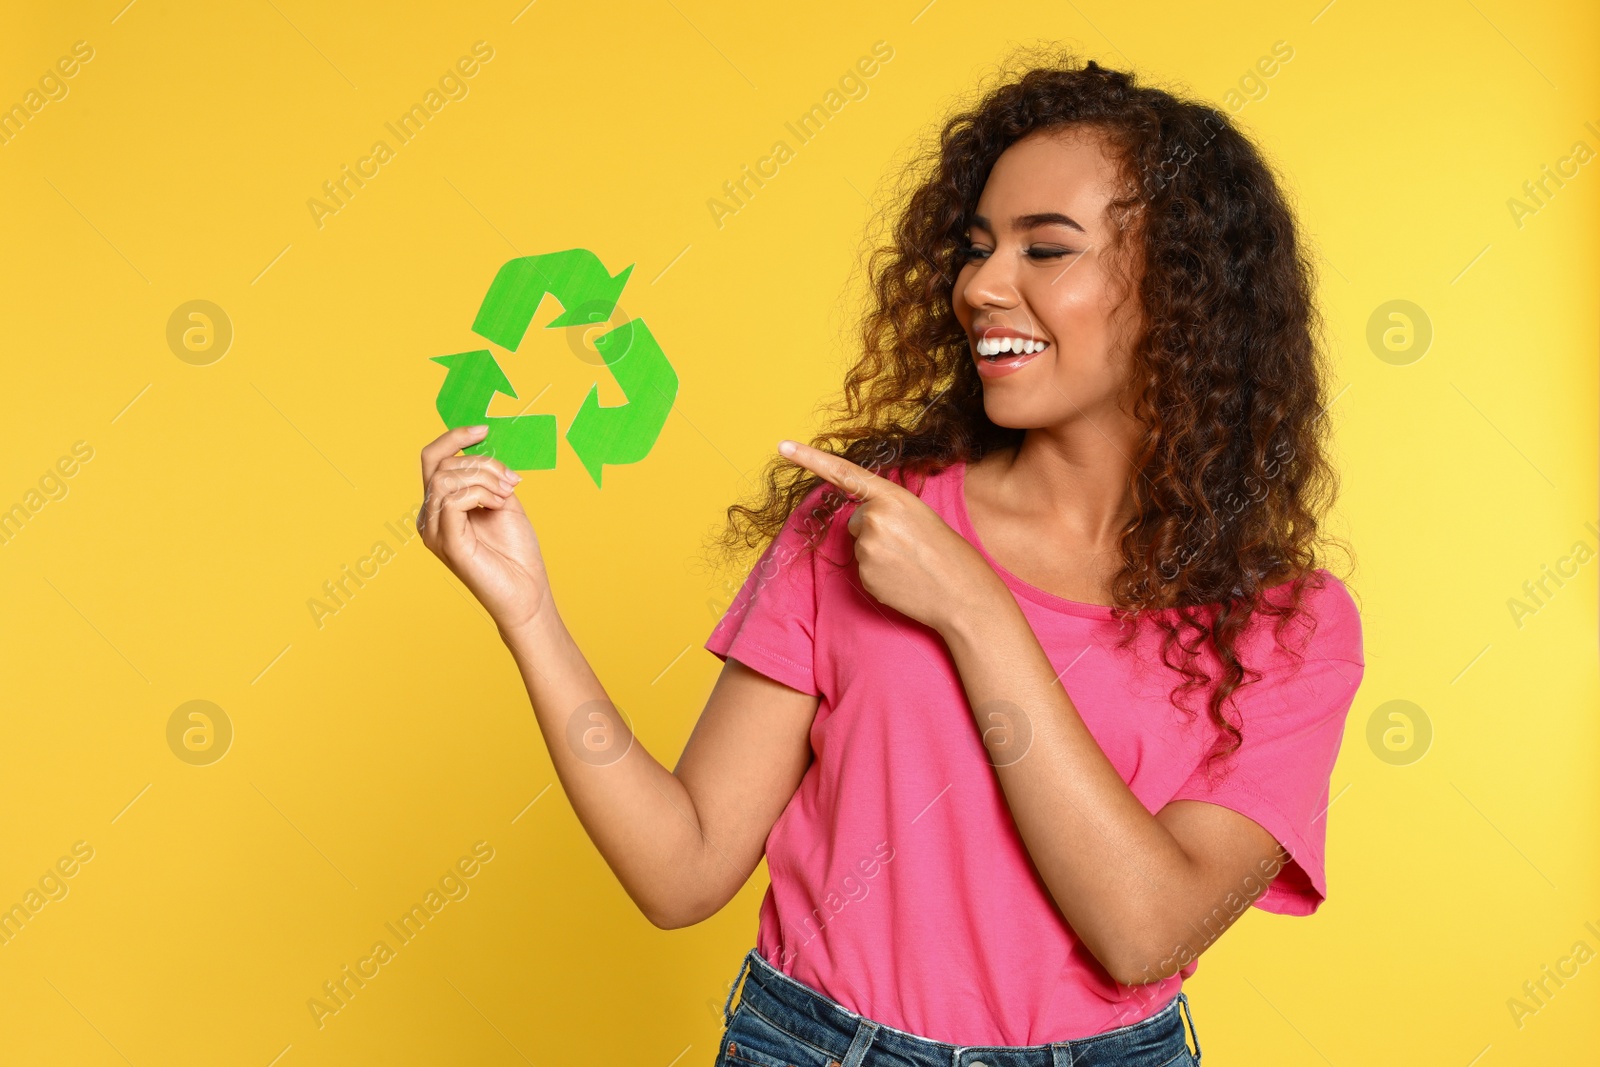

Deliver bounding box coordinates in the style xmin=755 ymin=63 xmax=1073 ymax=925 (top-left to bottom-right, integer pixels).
xmin=566 ymin=318 xmax=677 ymax=487
xmin=472 ymin=249 xmax=633 ymax=352
xmin=431 ymin=350 xmax=557 ymax=470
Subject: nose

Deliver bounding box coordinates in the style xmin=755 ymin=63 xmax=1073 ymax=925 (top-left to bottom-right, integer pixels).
xmin=959 ymin=244 xmax=1021 ymax=312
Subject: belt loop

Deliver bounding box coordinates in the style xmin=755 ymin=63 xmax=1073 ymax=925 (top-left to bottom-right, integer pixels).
xmin=1050 ymin=1040 xmax=1077 ymax=1067
xmin=839 ymin=1017 xmax=878 ymax=1067
xmin=1177 ymin=992 xmax=1201 ymax=1062
xmin=722 ymin=950 xmax=755 ymax=1028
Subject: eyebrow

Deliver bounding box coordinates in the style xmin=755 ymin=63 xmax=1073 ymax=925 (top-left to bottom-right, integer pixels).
xmin=968 ymin=211 xmax=1086 ymax=235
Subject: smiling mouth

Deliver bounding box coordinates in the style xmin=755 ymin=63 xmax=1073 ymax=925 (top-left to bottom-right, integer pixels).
xmin=975 ymin=336 xmax=1049 ymax=360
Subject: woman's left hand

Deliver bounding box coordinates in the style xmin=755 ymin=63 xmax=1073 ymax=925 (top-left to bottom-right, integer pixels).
xmin=778 ymin=440 xmax=1008 ymax=635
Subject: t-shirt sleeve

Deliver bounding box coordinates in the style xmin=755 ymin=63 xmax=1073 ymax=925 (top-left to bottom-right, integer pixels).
xmin=703 ymin=484 xmax=834 ymax=697
xmin=1167 ymin=575 xmax=1365 ymax=916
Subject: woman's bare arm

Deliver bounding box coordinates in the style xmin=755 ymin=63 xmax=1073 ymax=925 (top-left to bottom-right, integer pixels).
xmin=499 ymin=612 xmax=817 ymax=928
xmin=419 ymin=424 xmax=815 ymax=929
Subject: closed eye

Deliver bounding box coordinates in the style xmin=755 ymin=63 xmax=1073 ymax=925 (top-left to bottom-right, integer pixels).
xmin=954 ymin=244 xmax=1079 ymax=263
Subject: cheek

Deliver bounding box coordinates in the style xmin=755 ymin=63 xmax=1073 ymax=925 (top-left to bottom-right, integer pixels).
xmin=1057 ymin=264 xmax=1136 ymax=345
xmin=1039 ymin=284 xmax=1111 ymax=352
xmin=1043 ymin=294 xmax=1133 ymax=392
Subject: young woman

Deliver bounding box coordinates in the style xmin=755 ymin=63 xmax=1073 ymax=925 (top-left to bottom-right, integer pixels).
xmin=418 ymin=54 xmax=1363 ymax=1067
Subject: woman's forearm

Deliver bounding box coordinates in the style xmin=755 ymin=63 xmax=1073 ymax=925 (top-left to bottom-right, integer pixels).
xmin=938 ymin=585 xmax=1202 ymax=981
xmin=497 ymin=605 xmax=713 ymax=928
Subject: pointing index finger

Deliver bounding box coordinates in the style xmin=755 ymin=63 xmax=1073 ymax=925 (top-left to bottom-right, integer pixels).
xmin=778 ymin=439 xmax=886 ymax=502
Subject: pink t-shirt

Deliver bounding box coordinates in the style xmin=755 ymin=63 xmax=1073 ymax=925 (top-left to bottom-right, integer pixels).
xmin=704 ymin=459 xmax=1364 ymax=1046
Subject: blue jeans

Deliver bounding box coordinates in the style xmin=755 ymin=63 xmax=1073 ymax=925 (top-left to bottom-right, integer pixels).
xmin=715 ymin=948 xmax=1201 ymax=1067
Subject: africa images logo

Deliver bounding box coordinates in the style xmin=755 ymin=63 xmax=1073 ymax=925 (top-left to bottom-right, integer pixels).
xmin=430 ymin=248 xmax=678 ymax=485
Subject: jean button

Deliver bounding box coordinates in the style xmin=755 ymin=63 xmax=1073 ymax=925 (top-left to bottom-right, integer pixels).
xmin=973 ymin=1062 xmax=988 ymax=1067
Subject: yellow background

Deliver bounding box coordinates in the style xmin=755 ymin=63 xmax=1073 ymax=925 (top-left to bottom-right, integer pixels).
xmin=1 ymin=0 xmax=1595 ymax=1063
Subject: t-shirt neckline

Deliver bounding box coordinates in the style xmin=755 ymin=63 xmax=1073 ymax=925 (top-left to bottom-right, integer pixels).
xmin=948 ymin=459 xmax=1120 ymax=620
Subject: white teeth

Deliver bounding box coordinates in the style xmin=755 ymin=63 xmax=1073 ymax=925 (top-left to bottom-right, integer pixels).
xmin=976 ymin=336 xmax=1046 ymax=357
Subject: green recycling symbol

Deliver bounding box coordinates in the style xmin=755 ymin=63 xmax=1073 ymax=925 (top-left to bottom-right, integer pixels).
xmin=430 ymin=248 xmax=678 ymax=486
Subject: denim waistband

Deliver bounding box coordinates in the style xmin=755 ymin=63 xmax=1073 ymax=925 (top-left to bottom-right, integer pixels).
xmin=720 ymin=947 xmax=1200 ymax=1067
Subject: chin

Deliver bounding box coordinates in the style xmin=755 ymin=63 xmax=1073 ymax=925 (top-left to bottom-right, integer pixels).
xmin=980 ymin=396 xmax=1048 ymax=430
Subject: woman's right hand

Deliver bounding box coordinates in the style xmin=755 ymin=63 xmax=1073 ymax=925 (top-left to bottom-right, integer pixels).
xmin=419 ymin=425 xmax=552 ymax=633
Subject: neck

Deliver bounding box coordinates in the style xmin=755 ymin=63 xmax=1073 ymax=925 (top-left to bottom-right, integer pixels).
xmin=990 ymin=417 xmax=1142 ymax=548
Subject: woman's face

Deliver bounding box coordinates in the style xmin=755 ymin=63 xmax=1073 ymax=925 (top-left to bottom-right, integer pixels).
xmin=951 ymin=125 xmax=1145 ymax=432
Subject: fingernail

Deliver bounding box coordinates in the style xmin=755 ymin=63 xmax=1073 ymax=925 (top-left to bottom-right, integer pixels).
xmin=505 ymin=470 xmax=521 ymax=484
xmin=778 ymin=440 xmax=796 ymax=456
xmin=471 ymin=424 xmax=489 ymax=435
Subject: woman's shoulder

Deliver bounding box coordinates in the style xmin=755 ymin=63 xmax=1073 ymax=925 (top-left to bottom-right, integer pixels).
xmin=1276 ymin=566 xmax=1358 ymax=618
xmin=1258 ymin=566 xmax=1363 ymax=667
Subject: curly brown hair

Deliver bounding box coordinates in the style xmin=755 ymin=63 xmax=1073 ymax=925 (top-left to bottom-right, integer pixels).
xmin=711 ymin=46 xmax=1352 ymax=773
